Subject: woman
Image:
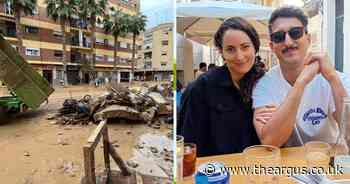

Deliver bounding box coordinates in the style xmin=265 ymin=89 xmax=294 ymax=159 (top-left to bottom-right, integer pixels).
xmin=180 ymin=17 xmax=272 ymax=157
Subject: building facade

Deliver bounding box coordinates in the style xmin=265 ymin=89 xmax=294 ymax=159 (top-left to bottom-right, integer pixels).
xmin=321 ymin=0 xmax=348 ymax=75
xmin=0 ymin=0 xmax=141 ymax=86
xmin=136 ymin=23 xmax=173 ymax=81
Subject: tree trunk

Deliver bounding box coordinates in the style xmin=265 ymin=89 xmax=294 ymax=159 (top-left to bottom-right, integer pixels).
xmin=131 ymin=34 xmax=136 ymax=82
xmin=61 ymin=20 xmax=68 ymax=85
xmin=113 ymin=35 xmax=118 ymax=71
xmin=113 ymin=35 xmax=119 ymax=83
xmin=15 ymin=11 xmax=23 ymax=56
xmin=90 ymin=16 xmax=97 ymax=83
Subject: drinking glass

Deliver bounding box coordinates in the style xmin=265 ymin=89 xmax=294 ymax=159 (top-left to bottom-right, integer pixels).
xmin=244 ymin=145 xmax=281 ymax=184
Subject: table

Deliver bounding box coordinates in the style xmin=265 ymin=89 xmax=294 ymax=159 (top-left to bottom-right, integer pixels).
xmin=179 ymin=146 xmax=350 ymax=183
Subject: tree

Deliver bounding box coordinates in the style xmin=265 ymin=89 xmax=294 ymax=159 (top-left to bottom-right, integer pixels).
xmin=128 ymin=14 xmax=147 ymax=81
xmin=77 ymin=0 xmax=107 ymax=82
xmin=6 ymin=0 xmax=37 ymax=56
xmin=46 ymin=0 xmax=78 ymax=85
xmin=103 ymin=8 xmax=129 ymax=81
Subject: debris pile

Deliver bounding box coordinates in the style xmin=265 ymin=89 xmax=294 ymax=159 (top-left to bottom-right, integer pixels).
xmin=53 ymin=83 xmax=173 ymax=125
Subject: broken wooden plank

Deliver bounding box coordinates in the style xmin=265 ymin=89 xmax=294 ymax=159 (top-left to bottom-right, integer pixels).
xmin=87 ymin=121 xmax=107 ymax=150
xmin=102 ymin=126 xmax=111 ymax=184
xmin=83 ymin=145 xmax=96 ymax=184
xmin=108 ymin=142 xmax=132 ymax=176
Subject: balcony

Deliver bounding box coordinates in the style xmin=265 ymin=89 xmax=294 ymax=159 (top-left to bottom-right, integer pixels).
xmin=71 ymin=35 xmax=91 ymax=48
xmin=70 ymin=19 xmax=88 ymax=29
xmin=0 ymin=21 xmax=16 ymax=38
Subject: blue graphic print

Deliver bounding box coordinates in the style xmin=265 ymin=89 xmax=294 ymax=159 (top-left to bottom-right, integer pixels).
xmin=303 ymin=107 xmax=327 ymax=125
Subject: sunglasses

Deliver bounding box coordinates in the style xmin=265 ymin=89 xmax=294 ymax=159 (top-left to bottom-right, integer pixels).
xmin=270 ymin=26 xmax=305 ymax=43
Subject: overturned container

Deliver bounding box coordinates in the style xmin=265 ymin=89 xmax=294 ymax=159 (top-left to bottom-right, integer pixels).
xmin=0 ymin=34 xmax=54 ymax=110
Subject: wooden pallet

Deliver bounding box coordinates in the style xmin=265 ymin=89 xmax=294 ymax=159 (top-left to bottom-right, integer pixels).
xmin=81 ymin=120 xmax=142 ymax=184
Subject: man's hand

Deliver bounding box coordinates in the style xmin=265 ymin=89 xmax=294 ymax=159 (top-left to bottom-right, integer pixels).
xmin=295 ymin=60 xmax=320 ymax=87
xmin=304 ymin=52 xmax=337 ymax=82
xmin=255 ymin=104 xmax=278 ymax=124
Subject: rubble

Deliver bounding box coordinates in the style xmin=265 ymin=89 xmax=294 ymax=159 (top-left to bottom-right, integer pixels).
xmin=54 ymin=83 xmax=173 ymax=125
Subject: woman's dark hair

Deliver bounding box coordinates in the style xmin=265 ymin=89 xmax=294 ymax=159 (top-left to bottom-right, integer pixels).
xmin=214 ymin=17 xmax=266 ymax=103
xmin=176 ymin=79 xmax=183 ymax=92
xmin=268 ymin=6 xmax=308 ymax=34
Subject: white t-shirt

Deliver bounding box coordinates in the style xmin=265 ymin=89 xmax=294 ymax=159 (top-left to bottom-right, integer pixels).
xmin=252 ymin=65 xmax=350 ymax=147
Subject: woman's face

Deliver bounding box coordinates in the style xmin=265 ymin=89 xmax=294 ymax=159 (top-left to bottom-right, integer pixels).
xmin=220 ymin=29 xmax=256 ymax=79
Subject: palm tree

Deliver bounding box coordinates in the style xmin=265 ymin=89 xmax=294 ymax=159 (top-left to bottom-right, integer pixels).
xmin=128 ymin=14 xmax=147 ymax=81
xmin=6 ymin=0 xmax=37 ymax=56
xmin=103 ymin=8 xmax=129 ymax=81
xmin=77 ymin=0 xmax=107 ymax=82
xmin=46 ymin=0 xmax=78 ymax=85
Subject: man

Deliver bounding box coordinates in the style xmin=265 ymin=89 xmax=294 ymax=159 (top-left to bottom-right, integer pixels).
xmin=208 ymin=63 xmax=217 ymax=71
xmin=195 ymin=62 xmax=207 ymax=79
xmin=252 ymin=6 xmax=350 ymax=147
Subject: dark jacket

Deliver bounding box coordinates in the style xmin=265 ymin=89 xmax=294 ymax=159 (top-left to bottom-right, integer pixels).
xmin=179 ymin=65 xmax=260 ymax=157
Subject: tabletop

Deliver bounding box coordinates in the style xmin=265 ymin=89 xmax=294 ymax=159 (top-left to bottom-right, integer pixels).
xmin=178 ymin=146 xmax=350 ymax=184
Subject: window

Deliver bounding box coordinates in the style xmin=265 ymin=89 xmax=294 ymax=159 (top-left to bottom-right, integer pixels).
xmin=120 ymin=58 xmax=128 ymax=63
xmin=108 ymin=41 xmax=114 ymax=47
xmin=107 ymin=56 xmax=114 ymax=62
xmin=119 ymin=42 xmax=127 ymax=49
xmin=56 ymin=70 xmax=63 ymax=80
xmin=127 ymin=43 xmax=130 ymax=49
xmin=32 ymin=7 xmax=39 ymax=15
xmin=161 ymin=63 xmax=167 ymax=67
xmin=26 ymin=48 xmax=40 ymax=56
xmin=53 ymin=31 xmax=63 ymax=38
xmin=25 ymin=26 xmax=39 ymax=34
xmin=96 ymin=55 xmax=104 ymax=61
xmin=96 ymin=38 xmax=104 ymax=45
xmin=5 ymin=1 xmax=13 ymax=15
xmin=54 ymin=50 xmax=63 ymax=57
xmin=161 ymin=51 xmax=167 ymax=56
xmin=162 ymin=40 xmax=168 ymax=46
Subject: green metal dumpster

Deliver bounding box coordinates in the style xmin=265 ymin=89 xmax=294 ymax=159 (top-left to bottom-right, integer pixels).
xmin=0 ymin=34 xmax=54 ymax=109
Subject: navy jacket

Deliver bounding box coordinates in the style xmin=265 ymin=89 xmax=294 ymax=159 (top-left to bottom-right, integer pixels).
xmin=179 ymin=65 xmax=260 ymax=157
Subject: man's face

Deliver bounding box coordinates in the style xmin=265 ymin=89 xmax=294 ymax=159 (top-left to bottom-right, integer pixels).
xmin=269 ymin=17 xmax=310 ymax=65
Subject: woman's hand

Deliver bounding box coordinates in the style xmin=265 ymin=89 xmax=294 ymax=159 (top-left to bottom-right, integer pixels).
xmin=255 ymin=104 xmax=278 ymax=124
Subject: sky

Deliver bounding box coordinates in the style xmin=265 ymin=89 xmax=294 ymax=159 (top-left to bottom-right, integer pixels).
xmin=140 ymin=0 xmax=174 ymax=29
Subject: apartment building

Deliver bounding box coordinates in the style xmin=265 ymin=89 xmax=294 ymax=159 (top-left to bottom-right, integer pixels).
xmin=0 ymin=0 xmax=141 ymax=86
xmin=136 ymin=23 xmax=173 ymax=81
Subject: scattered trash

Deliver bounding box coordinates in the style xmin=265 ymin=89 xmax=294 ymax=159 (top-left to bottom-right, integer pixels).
xmin=24 ymin=151 xmax=30 ymax=157
xmin=127 ymin=133 xmax=173 ymax=182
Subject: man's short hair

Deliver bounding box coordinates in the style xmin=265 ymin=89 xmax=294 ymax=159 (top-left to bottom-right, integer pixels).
xmin=268 ymin=6 xmax=308 ymax=34
xmin=208 ymin=63 xmax=216 ymax=70
xmin=199 ymin=62 xmax=207 ymax=69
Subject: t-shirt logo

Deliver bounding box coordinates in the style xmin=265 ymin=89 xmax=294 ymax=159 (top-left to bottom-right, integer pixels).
xmin=303 ymin=107 xmax=327 ymax=125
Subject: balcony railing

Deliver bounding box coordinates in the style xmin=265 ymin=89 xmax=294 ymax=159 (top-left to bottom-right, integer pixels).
xmin=71 ymin=38 xmax=91 ymax=48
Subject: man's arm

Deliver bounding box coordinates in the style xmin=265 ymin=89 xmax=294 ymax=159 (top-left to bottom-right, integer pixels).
xmin=253 ymin=62 xmax=320 ymax=147
xmin=310 ymin=52 xmax=349 ymax=123
xmin=254 ymin=81 xmax=306 ymax=147
xmin=328 ymin=74 xmax=348 ymax=123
